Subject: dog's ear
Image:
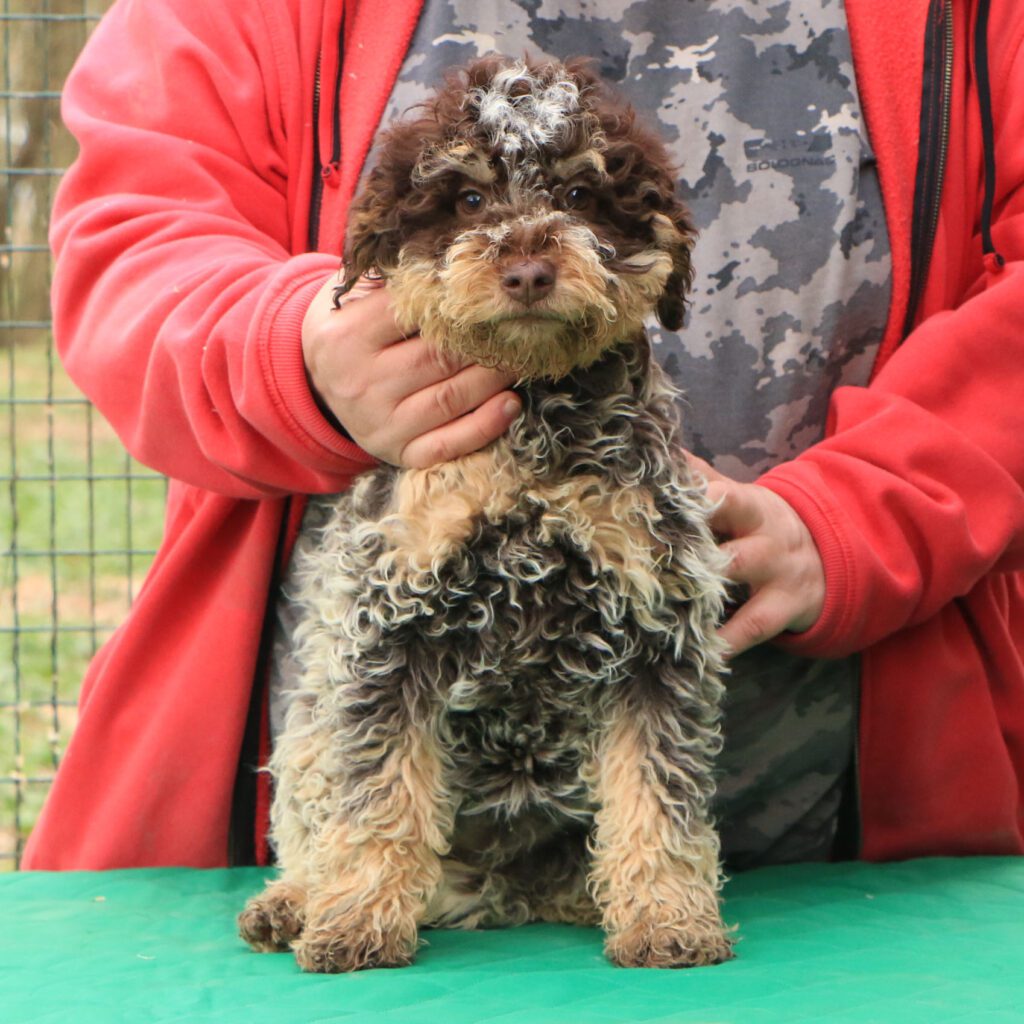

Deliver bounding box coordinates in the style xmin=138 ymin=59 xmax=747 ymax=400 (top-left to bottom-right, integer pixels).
xmin=588 ymin=82 xmax=696 ymax=333
xmin=336 ymin=122 xmax=426 ymax=302
xmin=655 ymin=196 xmax=696 ymax=332
xmin=336 ymin=170 xmax=403 ymax=301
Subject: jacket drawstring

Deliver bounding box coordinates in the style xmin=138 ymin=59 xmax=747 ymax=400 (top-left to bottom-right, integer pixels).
xmin=975 ymin=0 xmax=1006 ymax=271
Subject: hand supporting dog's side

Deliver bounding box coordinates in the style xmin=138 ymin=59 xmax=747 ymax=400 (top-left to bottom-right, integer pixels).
xmin=689 ymin=456 xmax=826 ymax=657
xmin=302 ymin=274 xmax=522 ymax=468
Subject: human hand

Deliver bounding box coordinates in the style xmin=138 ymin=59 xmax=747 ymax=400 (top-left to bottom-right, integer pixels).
xmin=301 ymin=275 xmax=522 ymax=467
xmin=688 ymin=456 xmax=826 ymax=658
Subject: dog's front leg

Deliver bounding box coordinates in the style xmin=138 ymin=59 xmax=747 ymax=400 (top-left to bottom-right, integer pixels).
xmin=587 ymin=676 xmax=733 ymax=968
xmin=293 ymin=710 xmax=452 ymax=973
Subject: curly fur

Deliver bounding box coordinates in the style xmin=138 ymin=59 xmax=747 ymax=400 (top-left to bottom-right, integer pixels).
xmin=239 ymin=55 xmax=733 ymax=972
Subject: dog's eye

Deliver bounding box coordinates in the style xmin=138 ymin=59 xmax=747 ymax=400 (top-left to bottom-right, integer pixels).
xmin=457 ymin=189 xmax=486 ymax=214
xmin=565 ymin=186 xmax=593 ymax=210
xmin=642 ymin=188 xmax=664 ymax=210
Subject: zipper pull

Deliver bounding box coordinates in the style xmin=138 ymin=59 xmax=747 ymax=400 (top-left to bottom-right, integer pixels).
xmin=320 ymin=161 xmax=341 ymax=188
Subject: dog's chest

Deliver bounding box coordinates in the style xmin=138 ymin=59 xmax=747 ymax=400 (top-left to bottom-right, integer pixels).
xmin=360 ymin=441 xmax=671 ymax=815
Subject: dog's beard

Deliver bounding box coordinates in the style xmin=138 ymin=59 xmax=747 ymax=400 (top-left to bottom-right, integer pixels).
xmin=388 ymin=221 xmax=674 ymax=382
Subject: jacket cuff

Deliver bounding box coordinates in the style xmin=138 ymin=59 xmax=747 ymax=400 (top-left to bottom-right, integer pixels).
xmin=259 ymin=258 xmax=378 ymax=472
xmin=757 ymin=465 xmax=858 ymax=659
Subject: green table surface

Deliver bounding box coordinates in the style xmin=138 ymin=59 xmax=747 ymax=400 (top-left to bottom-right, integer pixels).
xmin=2 ymin=858 xmax=1023 ymax=1023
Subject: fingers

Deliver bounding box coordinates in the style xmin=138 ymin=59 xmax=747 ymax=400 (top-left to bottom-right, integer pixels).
xmin=376 ymin=334 xmax=513 ymax=404
xmin=686 ymin=456 xmax=762 ymax=538
xmin=686 ymin=461 xmax=825 ymax=658
xmin=393 ymin=362 xmax=518 ymax=437
xmin=719 ymin=534 xmax=776 ymax=590
xmin=400 ymin=391 xmax=523 ymax=468
xmin=717 ymin=586 xmax=804 ymax=657
xmin=350 ymin=329 xmax=519 ymax=465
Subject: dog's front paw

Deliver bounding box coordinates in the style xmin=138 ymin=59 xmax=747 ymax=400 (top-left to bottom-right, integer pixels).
xmin=605 ymin=919 xmax=733 ymax=969
xmin=293 ymin=917 xmax=418 ymax=973
xmin=238 ymin=881 xmax=307 ymax=952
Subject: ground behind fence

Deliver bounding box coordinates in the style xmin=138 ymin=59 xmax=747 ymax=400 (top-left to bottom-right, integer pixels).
xmin=1 ymin=0 xmax=165 ymax=868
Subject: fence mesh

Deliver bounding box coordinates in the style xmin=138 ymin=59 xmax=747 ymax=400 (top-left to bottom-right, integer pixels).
xmin=1 ymin=0 xmax=166 ymax=868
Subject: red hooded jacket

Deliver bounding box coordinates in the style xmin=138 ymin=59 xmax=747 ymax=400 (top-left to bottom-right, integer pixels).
xmin=23 ymin=0 xmax=1024 ymax=869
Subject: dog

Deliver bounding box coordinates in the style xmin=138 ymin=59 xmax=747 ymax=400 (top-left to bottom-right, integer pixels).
xmin=239 ymin=55 xmax=732 ymax=973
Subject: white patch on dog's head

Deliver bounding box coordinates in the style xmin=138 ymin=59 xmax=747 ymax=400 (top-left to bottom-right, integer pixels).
xmin=468 ymin=62 xmax=581 ymax=155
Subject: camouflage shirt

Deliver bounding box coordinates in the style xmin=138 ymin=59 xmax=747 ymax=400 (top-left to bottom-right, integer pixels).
xmin=272 ymin=0 xmax=891 ymax=868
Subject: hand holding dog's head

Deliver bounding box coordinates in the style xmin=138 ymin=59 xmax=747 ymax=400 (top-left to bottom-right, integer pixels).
xmin=341 ymin=56 xmax=694 ymax=381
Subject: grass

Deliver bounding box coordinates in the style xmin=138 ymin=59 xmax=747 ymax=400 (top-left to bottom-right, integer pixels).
xmin=1 ymin=338 xmax=167 ymax=867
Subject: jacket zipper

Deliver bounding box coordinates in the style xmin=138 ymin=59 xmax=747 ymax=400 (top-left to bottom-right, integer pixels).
xmin=307 ymin=14 xmax=346 ymax=252
xmin=902 ymin=0 xmax=953 ymax=336
xmin=307 ymin=53 xmax=324 ymax=251
xmin=929 ymin=0 xmax=954 ymax=269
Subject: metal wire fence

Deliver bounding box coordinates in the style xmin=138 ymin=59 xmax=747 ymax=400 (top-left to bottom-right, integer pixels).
xmin=1 ymin=0 xmax=166 ymax=868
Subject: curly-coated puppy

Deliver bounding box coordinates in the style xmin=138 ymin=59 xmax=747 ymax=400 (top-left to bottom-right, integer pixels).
xmin=239 ymin=55 xmax=732 ymax=973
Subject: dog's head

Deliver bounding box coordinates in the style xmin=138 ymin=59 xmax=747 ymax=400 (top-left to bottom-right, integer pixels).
xmin=340 ymin=55 xmax=694 ymax=381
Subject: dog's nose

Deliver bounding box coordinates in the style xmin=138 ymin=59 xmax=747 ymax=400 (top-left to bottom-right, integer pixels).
xmin=501 ymin=259 xmax=557 ymax=306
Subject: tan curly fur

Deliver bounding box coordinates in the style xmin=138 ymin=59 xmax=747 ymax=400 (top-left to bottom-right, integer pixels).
xmin=239 ymin=55 xmax=732 ymax=972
